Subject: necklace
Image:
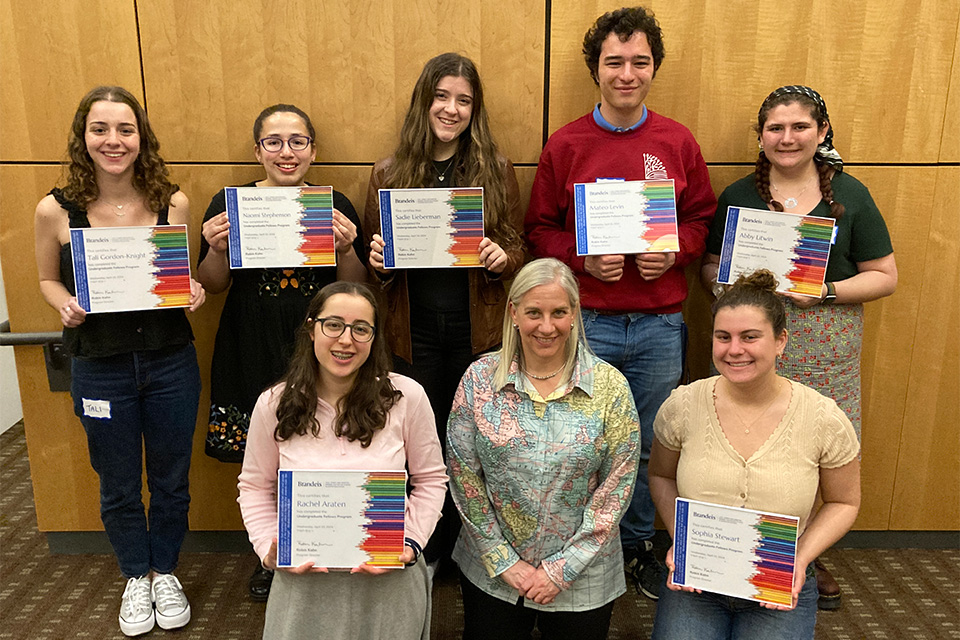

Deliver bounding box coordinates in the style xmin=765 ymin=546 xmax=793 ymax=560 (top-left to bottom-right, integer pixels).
xmin=714 ymin=378 xmax=784 ymax=434
xmin=520 ymin=363 xmax=565 ymax=380
xmin=771 ymin=177 xmax=814 ymax=209
xmin=434 ymin=156 xmax=456 ymax=183
xmin=101 ymin=198 xmax=132 ymax=217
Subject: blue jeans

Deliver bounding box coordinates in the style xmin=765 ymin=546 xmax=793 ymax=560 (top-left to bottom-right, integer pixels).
xmin=582 ymin=311 xmax=683 ymax=547
xmin=651 ymin=563 xmax=818 ymax=640
xmin=71 ymin=344 xmax=201 ymax=577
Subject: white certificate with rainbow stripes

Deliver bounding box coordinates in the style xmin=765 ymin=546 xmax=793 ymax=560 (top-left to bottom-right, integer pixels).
xmin=574 ymin=179 xmax=679 ymax=255
xmin=70 ymin=225 xmax=192 ymax=313
xmin=717 ymin=206 xmax=835 ymax=297
xmin=277 ymin=469 xmax=406 ymax=569
xmin=225 ymin=186 xmax=337 ymax=269
xmin=378 ymin=187 xmax=484 ymax=268
xmin=673 ymin=498 xmax=800 ymax=606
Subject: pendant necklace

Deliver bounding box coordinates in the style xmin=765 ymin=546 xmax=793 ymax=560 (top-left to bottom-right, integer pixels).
xmin=715 ymin=379 xmax=783 ymax=434
xmin=771 ymin=177 xmax=814 ymax=210
xmin=101 ymin=198 xmax=132 ymax=217
xmin=434 ymin=156 xmax=456 ymax=183
xmin=521 ymin=363 xmax=565 ymax=380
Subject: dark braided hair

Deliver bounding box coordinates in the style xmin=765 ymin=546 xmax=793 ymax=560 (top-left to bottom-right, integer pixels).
xmin=755 ymin=91 xmax=845 ymax=219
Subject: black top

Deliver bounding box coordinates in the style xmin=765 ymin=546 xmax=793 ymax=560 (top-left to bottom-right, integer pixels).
xmin=52 ymin=188 xmax=194 ymax=358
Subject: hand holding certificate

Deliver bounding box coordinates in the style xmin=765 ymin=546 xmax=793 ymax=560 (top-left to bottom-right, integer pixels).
xmin=574 ymin=179 xmax=679 ymax=256
xmin=672 ymin=498 xmax=800 ymax=606
xmin=277 ymin=469 xmax=407 ymax=570
xmin=70 ymin=225 xmax=192 ymax=313
xmin=225 ymin=186 xmax=337 ymax=269
xmin=717 ymin=206 xmax=835 ymax=297
xmin=378 ymin=187 xmax=484 ymax=268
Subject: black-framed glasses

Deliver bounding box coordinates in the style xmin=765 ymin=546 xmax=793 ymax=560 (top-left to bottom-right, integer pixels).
xmin=258 ymin=135 xmax=312 ymax=152
xmin=315 ymin=317 xmax=376 ymax=342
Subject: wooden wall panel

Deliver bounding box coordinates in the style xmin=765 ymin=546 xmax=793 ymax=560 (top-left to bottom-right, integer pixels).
xmin=137 ymin=0 xmax=545 ymax=165
xmin=890 ymin=168 xmax=960 ymax=530
xmin=548 ymin=0 xmax=958 ymax=163
xmin=941 ymin=19 xmax=960 ymax=162
xmin=0 ymin=0 xmax=143 ymax=162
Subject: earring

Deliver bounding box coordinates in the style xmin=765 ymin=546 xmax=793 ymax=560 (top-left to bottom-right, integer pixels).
xmin=512 ymin=324 xmax=519 ymax=330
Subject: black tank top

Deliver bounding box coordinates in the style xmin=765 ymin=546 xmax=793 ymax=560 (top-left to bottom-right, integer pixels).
xmin=52 ymin=188 xmax=194 ymax=358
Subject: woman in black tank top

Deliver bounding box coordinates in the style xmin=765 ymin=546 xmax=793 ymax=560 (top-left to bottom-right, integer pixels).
xmin=34 ymin=86 xmax=204 ymax=637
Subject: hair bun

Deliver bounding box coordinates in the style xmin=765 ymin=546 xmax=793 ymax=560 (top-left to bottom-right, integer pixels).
xmin=734 ymin=269 xmax=779 ymax=294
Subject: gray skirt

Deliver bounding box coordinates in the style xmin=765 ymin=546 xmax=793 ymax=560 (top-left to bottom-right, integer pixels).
xmin=263 ymin=562 xmax=431 ymax=640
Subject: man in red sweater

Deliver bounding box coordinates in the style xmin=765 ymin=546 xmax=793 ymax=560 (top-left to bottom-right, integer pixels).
xmin=525 ymin=6 xmax=716 ymax=601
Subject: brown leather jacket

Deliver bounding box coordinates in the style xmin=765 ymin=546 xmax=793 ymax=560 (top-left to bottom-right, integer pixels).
xmin=363 ymin=156 xmax=526 ymax=364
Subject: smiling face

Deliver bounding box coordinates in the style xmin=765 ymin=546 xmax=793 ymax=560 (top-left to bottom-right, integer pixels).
xmin=311 ymin=293 xmax=375 ymax=390
xmin=597 ymin=30 xmax=654 ymax=127
xmin=255 ymin=111 xmax=316 ymax=186
xmin=428 ymin=75 xmax=473 ymax=159
xmin=760 ymin=102 xmax=828 ymax=173
xmin=712 ymin=305 xmax=787 ymax=386
xmin=85 ymin=100 xmax=140 ymax=178
xmin=509 ymin=282 xmax=574 ymax=372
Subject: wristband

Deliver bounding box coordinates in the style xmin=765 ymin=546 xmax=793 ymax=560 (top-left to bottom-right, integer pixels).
xmin=821 ymin=281 xmax=837 ymax=304
xmin=404 ymin=537 xmax=422 ymax=567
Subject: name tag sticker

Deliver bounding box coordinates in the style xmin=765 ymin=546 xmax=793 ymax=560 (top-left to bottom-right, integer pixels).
xmin=595 ymin=177 xmax=626 ymax=183
xmin=82 ymin=399 xmax=111 ymax=419
xmin=831 ymin=226 xmax=838 ymax=245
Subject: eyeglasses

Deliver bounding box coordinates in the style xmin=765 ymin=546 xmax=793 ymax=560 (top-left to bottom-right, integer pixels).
xmin=314 ymin=317 xmax=376 ymax=343
xmin=258 ymin=135 xmax=313 ymax=153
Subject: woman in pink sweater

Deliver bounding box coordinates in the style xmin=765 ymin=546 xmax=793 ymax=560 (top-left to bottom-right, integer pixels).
xmin=238 ymin=281 xmax=447 ymax=640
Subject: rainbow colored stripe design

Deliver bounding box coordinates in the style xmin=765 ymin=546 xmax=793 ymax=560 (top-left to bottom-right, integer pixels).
xmin=148 ymin=226 xmax=191 ymax=307
xmin=748 ymin=514 xmax=799 ymax=606
xmin=784 ymin=216 xmax=833 ymax=296
xmin=445 ymin=188 xmax=484 ymax=266
xmin=296 ymin=186 xmax=336 ymax=266
xmin=358 ymin=471 xmax=407 ymax=567
xmin=638 ymin=179 xmax=679 ymax=251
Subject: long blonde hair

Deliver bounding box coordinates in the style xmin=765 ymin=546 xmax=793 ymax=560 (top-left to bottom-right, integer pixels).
xmin=494 ymin=258 xmax=589 ymax=389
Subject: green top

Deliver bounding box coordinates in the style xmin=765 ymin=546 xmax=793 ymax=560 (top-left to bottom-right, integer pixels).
xmin=707 ymin=171 xmax=894 ymax=281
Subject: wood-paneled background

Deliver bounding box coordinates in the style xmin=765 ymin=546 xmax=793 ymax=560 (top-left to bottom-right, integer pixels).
xmin=2 ymin=0 xmax=957 ymax=533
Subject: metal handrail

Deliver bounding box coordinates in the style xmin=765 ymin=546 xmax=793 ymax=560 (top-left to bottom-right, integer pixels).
xmin=0 ymin=320 xmax=63 ymax=346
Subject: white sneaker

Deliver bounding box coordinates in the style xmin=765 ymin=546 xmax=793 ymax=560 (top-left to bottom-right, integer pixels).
xmin=119 ymin=576 xmax=155 ymax=637
xmin=151 ymin=573 xmax=191 ymax=630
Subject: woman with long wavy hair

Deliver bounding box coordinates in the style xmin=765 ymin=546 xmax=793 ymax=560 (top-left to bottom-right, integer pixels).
xmin=238 ymin=281 xmax=447 ymax=640
xmin=34 ymin=86 xmax=205 ymax=636
xmin=364 ymin=52 xmax=525 ymax=568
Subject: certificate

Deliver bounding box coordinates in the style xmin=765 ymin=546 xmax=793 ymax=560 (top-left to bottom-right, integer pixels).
xmin=378 ymin=187 xmax=484 ymax=268
xmin=574 ymin=179 xmax=679 ymax=255
xmin=277 ymin=469 xmax=406 ymax=569
xmin=70 ymin=225 xmax=191 ymax=313
xmin=717 ymin=206 xmax=835 ymax=297
xmin=225 ymin=186 xmax=336 ymax=269
xmin=673 ymin=498 xmax=800 ymax=606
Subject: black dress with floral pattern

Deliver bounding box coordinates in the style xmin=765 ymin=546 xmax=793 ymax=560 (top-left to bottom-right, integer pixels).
xmin=199 ymin=182 xmax=364 ymax=462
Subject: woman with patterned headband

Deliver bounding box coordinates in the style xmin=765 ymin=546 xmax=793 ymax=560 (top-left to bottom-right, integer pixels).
xmin=700 ymin=85 xmax=897 ymax=609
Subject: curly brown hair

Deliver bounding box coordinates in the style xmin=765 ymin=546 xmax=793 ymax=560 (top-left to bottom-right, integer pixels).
xmin=384 ymin=53 xmax=520 ymax=251
xmin=60 ymin=86 xmax=176 ymax=212
xmin=582 ymin=6 xmax=666 ymax=84
xmin=274 ymin=282 xmax=401 ymax=447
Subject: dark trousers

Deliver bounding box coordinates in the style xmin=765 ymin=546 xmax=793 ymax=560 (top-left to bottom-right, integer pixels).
xmin=393 ymin=306 xmax=475 ymax=563
xmin=459 ymin=572 xmax=615 ymax=640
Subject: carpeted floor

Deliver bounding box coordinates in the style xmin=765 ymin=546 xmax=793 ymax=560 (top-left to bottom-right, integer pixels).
xmin=1 ymin=422 xmax=958 ymax=639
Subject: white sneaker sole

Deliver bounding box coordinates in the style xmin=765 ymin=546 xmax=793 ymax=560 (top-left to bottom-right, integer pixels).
xmin=119 ymin=611 xmax=155 ymax=637
xmin=156 ymin=604 xmax=191 ymax=630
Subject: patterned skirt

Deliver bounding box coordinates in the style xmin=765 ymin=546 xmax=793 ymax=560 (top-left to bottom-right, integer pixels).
xmin=778 ymin=301 xmax=864 ymax=439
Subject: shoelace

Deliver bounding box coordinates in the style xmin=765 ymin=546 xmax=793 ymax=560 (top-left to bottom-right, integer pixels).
xmin=122 ymin=577 xmax=152 ymax=618
xmin=152 ymin=576 xmax=185 ymax=610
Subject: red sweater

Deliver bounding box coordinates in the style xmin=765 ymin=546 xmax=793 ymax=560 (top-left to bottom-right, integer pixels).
xmin=525 ymin=111 xmax=716 ymax=314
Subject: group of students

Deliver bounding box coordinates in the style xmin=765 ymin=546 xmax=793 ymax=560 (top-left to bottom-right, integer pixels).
xmin=33 ymin=5 xmax=896 ymax=640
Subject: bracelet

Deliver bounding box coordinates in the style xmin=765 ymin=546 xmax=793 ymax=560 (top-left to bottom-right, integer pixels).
xmin=404 ymin=537 xmax=422 ymax=567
